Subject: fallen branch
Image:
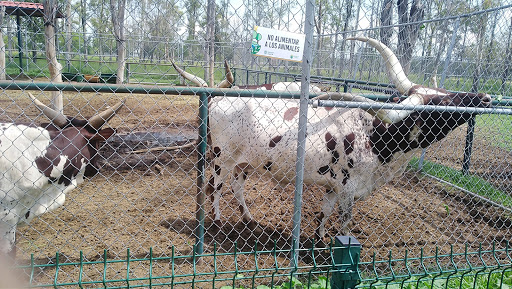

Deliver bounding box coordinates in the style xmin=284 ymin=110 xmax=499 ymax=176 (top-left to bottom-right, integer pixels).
xmin=129 ymin=141 xmax=197 ymax=154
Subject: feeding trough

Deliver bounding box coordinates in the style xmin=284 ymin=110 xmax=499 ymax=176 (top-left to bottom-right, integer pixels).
xmin=83 ymin=74 xmax=101 ymax=83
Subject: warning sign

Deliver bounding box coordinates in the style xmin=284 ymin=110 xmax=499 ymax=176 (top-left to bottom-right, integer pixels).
xmin=251 ymin=26 xmax=305 ymax=62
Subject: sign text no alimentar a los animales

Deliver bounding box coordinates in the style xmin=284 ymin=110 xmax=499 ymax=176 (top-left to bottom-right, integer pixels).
xmin=251 ymin=26 xmax=305 ymax=62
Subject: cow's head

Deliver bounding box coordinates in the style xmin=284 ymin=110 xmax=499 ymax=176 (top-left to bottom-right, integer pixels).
xmin=348 ymin=37 xmax=491 ymax=138
xmin=29 ymin=93 xmax=125 ymax=179
xmin=316 ymin=37 xmax=491 ymax=124
xmin=314 ymin=37 xmax=492 ymax=163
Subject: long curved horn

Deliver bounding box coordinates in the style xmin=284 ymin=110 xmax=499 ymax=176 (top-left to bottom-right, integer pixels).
xmin=171 ymin=59 xmax=208 ymax=87
xmin=217 ymin=60 xmax=235 ymax=88
xmin=346 ymin=37 xmax=416 ymax=95
xmin=88 ymin=99 xmax=126 ymax=130
xmin=28 ymin=92 xmax=69 ymax=127
xmin=313 ymin=92 xmax=424 ymax=124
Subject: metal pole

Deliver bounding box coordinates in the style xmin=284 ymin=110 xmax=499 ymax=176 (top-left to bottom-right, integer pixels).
xmin=420 ymin=18 xmax=460 ymax=170
xmin=195 ymin=92 xmax=208 ymax=257
xmin=16 ymin=14 xmax=22 ymax=74
xmin=461 ymin=20 xmax=478 ymax=175
xmin=462 ymin=116 xmax=476 ymax=174
xmin=291 ymin=0 xmax=315 ymax=268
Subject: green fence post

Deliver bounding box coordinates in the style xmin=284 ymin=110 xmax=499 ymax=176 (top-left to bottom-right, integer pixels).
xmin=195 ymin=92 xmax=208 ymax=257
xmin=331 ymin=236 xmax=361 ymax=289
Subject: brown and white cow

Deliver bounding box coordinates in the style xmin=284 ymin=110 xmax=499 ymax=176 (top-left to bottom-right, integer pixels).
xmin=173 ymin=37 xmax=492 ymax=240
xmin=0 ymin=93 xmax=125 ymax=258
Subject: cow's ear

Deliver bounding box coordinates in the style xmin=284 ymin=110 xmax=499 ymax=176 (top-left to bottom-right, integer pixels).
xmin=89 ymin=128 xmax=115 ymax=141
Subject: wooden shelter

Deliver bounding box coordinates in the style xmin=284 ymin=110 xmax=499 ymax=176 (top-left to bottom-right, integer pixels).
xmin=0 ymin=1 xmax=64 ymax=74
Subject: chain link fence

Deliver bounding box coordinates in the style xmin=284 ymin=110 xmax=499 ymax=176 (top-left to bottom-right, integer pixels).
xmin=1 ymin=0 xmax=512 ymax=287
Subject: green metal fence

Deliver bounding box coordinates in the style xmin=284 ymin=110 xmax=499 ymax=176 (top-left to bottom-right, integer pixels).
xmin=12 ymin=237 xmax=512 ymax=289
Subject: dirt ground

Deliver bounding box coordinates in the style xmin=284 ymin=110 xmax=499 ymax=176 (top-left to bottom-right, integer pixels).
xmin=2 ymin=88 xmax=512 ymax=286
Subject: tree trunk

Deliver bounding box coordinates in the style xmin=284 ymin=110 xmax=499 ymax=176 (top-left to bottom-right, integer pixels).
xmin=205 ymin=0 xmax=215 ymax=86
xmin=380 ymin=0 xmax=393 ymax=46
xmin=484 ymin=12 xmax=497 ymax=81
xmin=500 ymin=17 xmax=512 ymax=94
xmin=348 ymin=0 xmax=361 ymax=74
xmin=331 ymin=0 xmax=343 ymax=76
xmin=0 ymin=6 xmax=6 ymax=80
xmin=110 ymin=0 xmax=126 ymax=84
xmin=81 ymin=0 xmax=88 ymax=56
xmin=315 ymin=0 xmax=323 ymax=76
xmin=471 ymin=15 xmax=487 ymax=93
xmin=430 ymin=32 xmax=447 ymax=82
xmin=337 ymin=0 xmax=353 ymax=78
xmin=65 ymin=0 xmax=72 ymax=72
xmin=397 ymin=0 xmax=424 ymax=74
xmin=43 ymin=0 xmax=63 ymax=112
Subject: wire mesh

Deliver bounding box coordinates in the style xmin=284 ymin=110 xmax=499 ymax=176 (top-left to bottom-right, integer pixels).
xmin=0 ymin=0 xmax=511 ymax=287
xmin=7 ymin=241 xmax=512 ymax=289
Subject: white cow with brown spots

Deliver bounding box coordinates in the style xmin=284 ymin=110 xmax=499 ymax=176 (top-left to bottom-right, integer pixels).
xmin=173 ymin=37 xmax=492 ymax=240
xmin=0 ymin=93 xmax=124 ymax=258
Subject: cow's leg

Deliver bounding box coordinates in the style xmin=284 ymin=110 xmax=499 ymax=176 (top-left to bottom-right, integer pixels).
xmin=209 ymin=161 xmax=232 ymax=232
xmin=337 ymin=193 xmax=355 ymax=235
xmin=231 ymin=167 xmax=255 ymax=230
xmin=316 ymin=188 xmax=338 ymax=241
xmin=205 ymin=175 xmax=216 ymax=226
xmin=0 ymin=222 xmax=17 ymax=259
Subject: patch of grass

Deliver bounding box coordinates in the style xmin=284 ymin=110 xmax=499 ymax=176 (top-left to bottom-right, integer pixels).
xmin=365 ymin=270 xmax=512 ymax=289
xmin=220 ymin=276 xmax=331 ymax=289
xmin=212 ymin=271 xmax=512 ymax=289
xmin=409 ymin=157 xmax=512 ymax=207
xmin=476 ymin=114 xmax=512 ymax=151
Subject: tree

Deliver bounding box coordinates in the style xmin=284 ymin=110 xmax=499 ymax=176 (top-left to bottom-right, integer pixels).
xmin=500 ymin=16 xmax=512 ymax=94
xmin=397 ymin=0 xmax=424 ymax=74
xmin=332 ymin=0 xmax=353 ymax=78
xmin=65 ymin=0 xmax=72 ymax=71
xmin=314 ymin=0 xmax=331 ymax=75
xmin=328 ymin=0 xmax=352 ymax=76
xmin=215 ymin=0 xmax=233 ymax=61
xmin=471 ymin=3 xmax=489 ymax=93
xmin=81 ymin=0 xmax=88 ymax=56
xmin=0 ymin=5 xmax=5 ymax=80
xmin=43 ymin=0 xmax=63 ymax=111
xmin=110 ymin=0 xmax=126 ymax=84
xmin=380 ymin=0 xmax=393 ymax=46
xmin=185 ymin=0 xmax=201 ymax=41
xmin=205 ymin=0 xmax=215 ymax=86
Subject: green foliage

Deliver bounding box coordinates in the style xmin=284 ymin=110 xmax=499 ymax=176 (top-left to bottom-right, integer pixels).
xmin=220 ymin=276 xmax=331 ymax=289
xmin=364 ymin=270 xmax=512 ymax=289
xmin=215 ymin=271 xmax=512 ymax=289
xmin=409 ymin=158 xmax=512 ymax=207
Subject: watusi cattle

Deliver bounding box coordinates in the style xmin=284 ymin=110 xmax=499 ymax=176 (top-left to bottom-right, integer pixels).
xmin=0 ymin=93 xmax=125 ymax=258
xmin=173 ymin=37 xmax=492 ymax=240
